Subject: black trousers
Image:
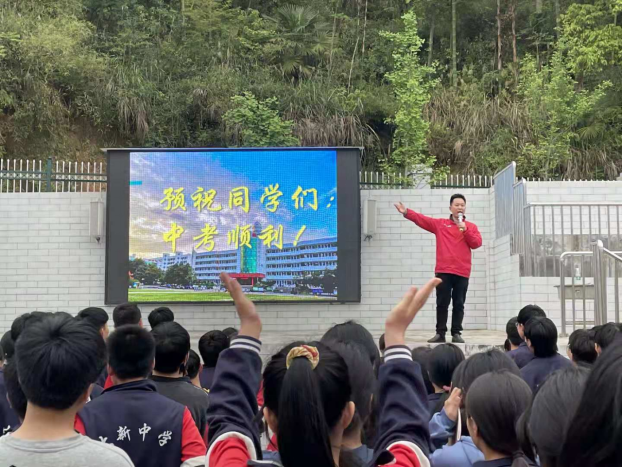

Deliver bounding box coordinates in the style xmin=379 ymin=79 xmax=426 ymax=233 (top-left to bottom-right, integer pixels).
xmin=436 ymin=273 xmax=469 ymax=336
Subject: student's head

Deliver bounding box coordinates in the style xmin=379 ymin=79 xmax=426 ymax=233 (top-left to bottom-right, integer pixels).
xmin=593 ymin=322 xmax=619 ymax=355
xmin=567 ymin=329 xmax=597 ymax=365
xmin=329 ymin=342 xmax=375 ymax=443
xmin=11 ymin=312 xmax=46 ymax=342
xmin=506 ymin=317 xmax=522 ymax=348
xmin=525 ymin=317 xmax=558 ymax=358
xmin=411 ymin=347 xmax=434 ymax=395
xmin=428 ymin=343 xmax=465 ymax=390
xmin=4 ymin=361 xmax=27 ymax=421
xmin=107 ymin=325 xmax=155 ymax=382
xmin=222 ymin=327 xmax=238 ymax=342
xmin=152 ymin=321 xmax=191 ymax=374
xmin=322 ymin=320 xmax=380 ymax=368
xmin=186 ymin=349 xmax=202 ymax=380
xmin=378 ymin=333 xmax=386 ymax=352
xmin=15 ymin=315 xmax=107 ymax=411
xmin=77 ymin=307 xmax=110 ymax=339
xmin=560 ymin=342 xmax=622 ymax=467
xmin=450 ymin=193 xmax=466 ymax=217
xmin=148 ymin=306 xmax=175 ymax=329
xmin=263 ymin=341 xmax=354 ymax=467
xmin=198 ymin=330 xmax=229 ymax=368
xmin=466 ymin=371 xmax=533 ymax=467
xmin=519 ymin=366 xmax=589 ymax=467
xmin=1 ymin=331 xmax=14 ymax=361
xmin=112 ymin=303 xmax=142 ymax=328
xmin=516 ymin=304 xmax=546 ymax=339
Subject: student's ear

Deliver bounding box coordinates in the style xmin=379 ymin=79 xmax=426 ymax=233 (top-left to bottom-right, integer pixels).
xmin=76 ymin=384 xmax=92 ymax=409
xmin=183 ymin=352 xmax=190 ymax=366
xmin=567 ymin=347 xmax=573 ymax=361
xmin=150 ymin=358 xmax=156 ymax=372
xmin=467 ymin=416 xmax=479 ymax=445
xmin=138 ymin=319 xmax=144 ymax=328
xmin=595 ymin=343 xmax=602 ymax=355
xmin=340 ymin=401 xmax=355 ymax=430
xmin=526 ymin=338 xmax=533 ymax=351
xmin=263 ymin=406 xmax=278 ymax=434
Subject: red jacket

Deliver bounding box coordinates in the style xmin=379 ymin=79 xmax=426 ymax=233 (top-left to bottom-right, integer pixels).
xmin=404 ymin=209 xmax=482 ymax=278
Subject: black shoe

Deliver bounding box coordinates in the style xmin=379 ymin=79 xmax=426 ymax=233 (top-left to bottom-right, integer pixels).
xmin=452 ymin=334 xmax=465 ymax=343
xmin=427 ymin=334 xmax=446 ymax=343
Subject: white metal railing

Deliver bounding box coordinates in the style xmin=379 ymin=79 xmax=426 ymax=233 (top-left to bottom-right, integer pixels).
xmin=494 ymin=162 xmax=517 ymax=239
xmin=559 ymin=241 xmax=622 ymax=335
xmin=359 ymin=170 xmax=492 ymax=189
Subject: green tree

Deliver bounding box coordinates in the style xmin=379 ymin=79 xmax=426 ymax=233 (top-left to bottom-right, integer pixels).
xmin=223 ymin=92 xmax=300 ymax=147
xmin=380 ymin=12 xmax=441 ymax=183
xmin=135 ymin=263 xmax=163 ymax=285
xmin=320 ymin=268 xmax=337 ymax=294
xmin=129 ymin=258 xmax=146 ymax=276
xmin=164 ymin=263 xmax=196 ymax=286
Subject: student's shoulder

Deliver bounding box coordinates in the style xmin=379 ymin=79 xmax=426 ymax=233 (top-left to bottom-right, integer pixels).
xmin=79 ymin=436 xmax=134 ymax=466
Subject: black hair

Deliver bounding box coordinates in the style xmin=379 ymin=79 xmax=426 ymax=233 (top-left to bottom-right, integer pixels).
xmin=517 ymin=304 xmax=546 ymax=326
xmin=321 ymin=320 xmax=380 ymax=368
xmin=560 ymin=342 xmax=622 ymax=467
xmin=15 ymin=314 xmax=107 ymax=410
xmin=222 ymin=327 xmax=239 ymax=342
xmin=0 ymin=340 xmax=4 ymax=363
xmin=329 ymin=342 xmax=375 ymax=440
xmin=525 ymin=317 xmax=558 ymax=358
xmin=428 ymin=343 xmax=465 ymax=389
xmin=77 ymin=307 xmax=109 ymax=331
xmin=108 ymin=325 xmax=155 ymax=380
xmin=411 ymin=347 xmax=435 ymax=395
xmin=112 ymin=303 xmax=142 ymax=327
xmin=450 ymin=193 xmax=466 ymax=205
xmin=152 ymin=321 xmax=190 ymax=374
xmin=4 ymin=360 xmax=27 ymax=420
xmin=466 ymin=371 xmax=533 ymax=467
xmin=593 ymin=322 xmax=619 ymax=351
xmin=506 ymin=317 xmax=522 ymax=346
xmin=198 ymin=330 xmax=229 ymax=368
xmin=518 ymin=366 xmax=589 ymax=467
xmin=378 ymin=334 xmax=385 ymax=352
xmin=148 ymin=307 xmax=175 ymax=329
xmin=568 ymin=329 xmax=597 ymax=365
xmin=263 ymin=341 xmax=351 ymax=467
xmin=186 ymin=349 xmax=201 ymax=379
xmin=11 ymin=312 xmax=47 ymax=342
xmin=451 ymin=349 xmax=520 ymax=437
xmin=504 ymin=339 xmax=511 ymax=352
xmin=1 ymin=331 xmax=14 ymax=360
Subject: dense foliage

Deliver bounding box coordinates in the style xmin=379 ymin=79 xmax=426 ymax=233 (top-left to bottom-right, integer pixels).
xmin=1 ymin=0 xmax=621 ymax=179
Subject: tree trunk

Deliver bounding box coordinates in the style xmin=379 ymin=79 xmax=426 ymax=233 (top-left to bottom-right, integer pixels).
xmin=452 ymin=0 xmax=457 ymax=86
xmin=362 ymin=0 xmax=369 ymax=55
xmin=497 ymin=0 xmax=502 ymax=72
xmin=536 ymin=0 xmax=542 ymax=14
xmin=511 ymin=1 xmax=518 ymax=73
xmin=428 ymin=8 xmax=436 ymax=66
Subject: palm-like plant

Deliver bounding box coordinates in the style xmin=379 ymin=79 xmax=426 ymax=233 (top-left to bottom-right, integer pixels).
xmin=265 ymin=5 xmax=333 ymax=80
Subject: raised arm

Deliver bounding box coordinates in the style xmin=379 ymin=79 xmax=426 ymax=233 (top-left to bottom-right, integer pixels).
xmin=395 ymin=202 xmax=439 ymax=234
xmin=372 ymin=278 xmax=442 ymax=467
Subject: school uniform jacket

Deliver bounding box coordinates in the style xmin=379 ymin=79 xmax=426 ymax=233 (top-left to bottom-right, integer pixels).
xmin=205 ymin=336 xmax=431 ymax=467
xmin=75 ymin=379 xmax=206 ymax=467
xmin=507 ymin=342 xmax=535 ymax=369
xmin=521 ymin=353 xmax=573 ymax=393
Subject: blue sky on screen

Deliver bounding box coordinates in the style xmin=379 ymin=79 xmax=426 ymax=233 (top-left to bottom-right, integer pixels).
xmin=129 ymin=150 xmax=338 ymax=258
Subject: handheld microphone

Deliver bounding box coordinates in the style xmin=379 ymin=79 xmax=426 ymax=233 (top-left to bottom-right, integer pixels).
xmin=458 ymin=213 xmax=465 ymax=232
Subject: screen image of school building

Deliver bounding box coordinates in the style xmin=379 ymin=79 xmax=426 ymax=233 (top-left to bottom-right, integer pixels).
xmin=130 ymin=229 xmax=338 ymax=302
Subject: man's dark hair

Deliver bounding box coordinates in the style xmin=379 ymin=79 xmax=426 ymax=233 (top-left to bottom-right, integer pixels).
xmin=108 ymin=325 xmax=155 ymax=380
xmin=199 ymin=330 xmax=229 ymax=367
xmin=568 ymin=329 xmax=597 ymax=365
xmin=506 ymin=317 xmax=523 ymax=346
xmin=11 ymin=312 xmax=47 ymax=342
xmin=450 ymin=194 xmax=466 ymax=205
xmin=77 ymin=307 xmax=109 ymax=331
xmin=186 ymin=349 xmax=201 ymax=379
xmin=112 ymin=303 xmax=142 ymax=327
xmin=321 ymin=320 xmax=380 ymax=368
xmin=4 ymin=361 xmax=27 ymax=420
xmin=148 ymin=307 xmax=175 ymax=329
xmin=517 ymin=304 xmax=546 ymax=326
xmin=16 ymin=315 xmax=107 ymax=410
xmin=525 ymin=317 xmax=558 ymax=358
xmin=593 ymin=323 xmax=619 ymax=351
xmin=428 ymin=343 xmax=465 ymax=388
xmin=152 ymin=322 xmax=190 ymax=374
xmin=222 ymin=327 xmax=238 ymax=342
xmin=1 ymin=331 xmax=14 ymax=363
xmin=379 ymin=333 xmax=386 ymax=352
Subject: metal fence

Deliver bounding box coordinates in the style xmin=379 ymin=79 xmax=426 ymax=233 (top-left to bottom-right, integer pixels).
xmin=359 ymin=170 xmax=492 ymax=190
xmin=494 ymin=162 xmax=516 ymax=239
xmin=0 ymin=158 xmax=107 ymax=193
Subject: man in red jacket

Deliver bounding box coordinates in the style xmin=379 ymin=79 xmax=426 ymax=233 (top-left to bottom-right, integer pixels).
xmin=395 ymin=194 xmax=482 ymax=343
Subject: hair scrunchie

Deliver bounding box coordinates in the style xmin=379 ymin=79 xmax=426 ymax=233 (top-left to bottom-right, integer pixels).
xmin=286 ymin=345 xmax=320 ymax=370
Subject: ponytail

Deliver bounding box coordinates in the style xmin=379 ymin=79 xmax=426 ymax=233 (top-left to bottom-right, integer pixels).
xmin=263 ymin=341 xmax=351 ymax=467
xmin=278 ymin=357 xmax=334 ymax=467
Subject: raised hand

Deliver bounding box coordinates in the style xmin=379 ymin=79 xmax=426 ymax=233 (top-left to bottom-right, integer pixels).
xmin=443 ymin=387 xmax=463 ymax=422
xmin=220 ymin=272 xmax=262 ymax=340
xmin=384 ymin=278 xmax=442 ymax=347
xmin=394 ymin=202 xmax=407 ymax=215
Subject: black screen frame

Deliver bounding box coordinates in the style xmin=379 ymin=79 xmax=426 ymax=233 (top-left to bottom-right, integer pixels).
xmin=104 ymin=147 xmax=361 ymax=305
